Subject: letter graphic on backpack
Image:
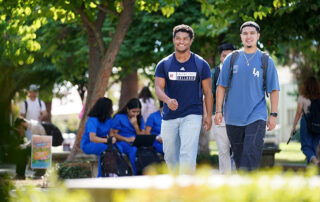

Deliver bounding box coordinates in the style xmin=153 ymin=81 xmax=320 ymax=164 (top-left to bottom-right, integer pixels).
xmin=304 ymin=98 xmax=320 ymax=135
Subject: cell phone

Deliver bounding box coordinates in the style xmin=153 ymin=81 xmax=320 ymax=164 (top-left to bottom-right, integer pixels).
xmin=287 ymin=129 xmax=296 ymax=144
xmin=286 ymin=136 xmax=292 ymax=145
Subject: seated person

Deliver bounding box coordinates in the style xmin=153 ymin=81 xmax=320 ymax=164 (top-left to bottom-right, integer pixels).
xmin=145 ymin=101 xmax=164 ymax=154
xmin=80 ymin=97 xmax=116 ymax=177
xmin=13 ymin=117 xmax=31 ymax=179
xmin=110 ymin=98 xmax=145 ymax=175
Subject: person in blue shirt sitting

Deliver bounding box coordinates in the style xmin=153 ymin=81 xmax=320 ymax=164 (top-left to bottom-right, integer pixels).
xmin=110 ymin=98 xmax=145 ymax=175
xmin=145 ymin=101 xmax=164 ymax=154
xmin=81 ymin=97 xmax=116 ymax=177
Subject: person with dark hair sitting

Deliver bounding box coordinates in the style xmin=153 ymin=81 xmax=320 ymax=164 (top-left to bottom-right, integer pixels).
xmin=110 ymin=98 xmax=145 ymax=175
xmin=81 ymin=97 xmax=116 ymax=177
xmin=145 ymin=101 xmax=164 ymax=154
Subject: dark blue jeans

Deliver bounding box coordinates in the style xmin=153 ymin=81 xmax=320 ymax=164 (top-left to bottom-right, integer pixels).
xmin=300 ymin=116 xmax=320 ymax=163
xmin=226 ymin=120 xmax=266 ymax=171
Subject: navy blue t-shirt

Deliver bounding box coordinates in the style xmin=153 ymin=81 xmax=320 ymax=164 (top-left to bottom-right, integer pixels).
xmin=154 ymin=53 xmax=211 ymax=120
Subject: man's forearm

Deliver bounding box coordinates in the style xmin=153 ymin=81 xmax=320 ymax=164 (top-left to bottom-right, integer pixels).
xmin=155 ymin=86 xmax=170 ymax=103
xmin=216 ymin=86 xmax=226 ymax=113
xmin=204 ymin=91 xmax=213 ymax=117
xmin=270 ymin=90 xmax=279 ymax=113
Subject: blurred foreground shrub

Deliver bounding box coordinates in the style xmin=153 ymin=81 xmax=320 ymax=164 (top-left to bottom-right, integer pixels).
xmin=9 ymin=166 xmax=320 ymax=202
xmin=10 ymin=169 xmax=92 ymax=202
xmin=111 ymin=167 xmax=320 ymax=202
xmin=0 ymin=175 xmax=14 ymax=202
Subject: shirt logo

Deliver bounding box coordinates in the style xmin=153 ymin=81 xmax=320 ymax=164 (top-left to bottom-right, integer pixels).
xmin=233 ymin=65 xmax=238 ymax=73
xmin=180 ymin=67 xmax=185 ymax=71
xmin=169 ymin=72 xmax=177 ymax=80
xmin=252 ymin=68 xmax=260 ymax=77
xmin=168 ymin=72 xmax=196 ymax=81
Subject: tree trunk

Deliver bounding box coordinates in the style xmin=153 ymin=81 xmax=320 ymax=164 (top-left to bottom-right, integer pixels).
xmin=43 ymin=101 xmax=52 ymax=122
xmin=118 ymin=69 xmax=138 ymax=110
xmin=67 ymin=0 xmax=135 ymax=161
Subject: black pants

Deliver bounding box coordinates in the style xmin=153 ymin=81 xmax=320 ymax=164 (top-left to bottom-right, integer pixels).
xmin=226 ymin=120 xmax=266 ymax=171
xmin=15 ymin=146 xmax=31 ymax=177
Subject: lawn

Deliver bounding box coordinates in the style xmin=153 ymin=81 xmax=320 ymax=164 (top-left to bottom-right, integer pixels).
xmin=275 ymin=142 xmax=306 ymax=165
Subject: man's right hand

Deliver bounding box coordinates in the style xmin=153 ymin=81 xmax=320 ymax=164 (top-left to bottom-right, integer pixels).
xmin=166 ymin=99 xmax=178 ymax=111
xmin=214 ymin=113 xmax=223 ymax=125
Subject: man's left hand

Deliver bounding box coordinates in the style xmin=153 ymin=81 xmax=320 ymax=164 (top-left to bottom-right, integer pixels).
xmin=203 ymin=116 xmax=212 ymax=131
xmin=267 ymin=116 xmax=277 ymax=131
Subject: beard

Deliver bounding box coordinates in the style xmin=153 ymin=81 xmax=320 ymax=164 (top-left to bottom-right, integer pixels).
xmin=175 ymin=47 xmax=189 ymax=53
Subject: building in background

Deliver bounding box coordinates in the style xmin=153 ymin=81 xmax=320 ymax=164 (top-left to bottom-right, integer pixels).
xmin=266 ymin=66 xmax=298 ymax=144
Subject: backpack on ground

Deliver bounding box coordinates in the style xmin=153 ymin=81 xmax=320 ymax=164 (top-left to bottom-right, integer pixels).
xmin=41 ymin=122 xmax=64 ymax=146
xmin=135 ymin=146 xmax=161 ymax=175
xmin=100 ymin=137 xmax=132 ymax=177
xmin=225 ymin=51 xmax=269 ymax=102
xmin=304 ymin=98 xmax=320 ymax=135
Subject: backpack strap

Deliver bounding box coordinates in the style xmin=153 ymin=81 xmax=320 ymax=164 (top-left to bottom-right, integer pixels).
xmin=25 ymin=99 xmax=42 ymax=115
xmin=24 ymin=101 xmax=28 ymax=115
xmin=214 ymin=66 xmax=220 ymax=84
xmin=261 ymin=52 xmax=269 ymax=97
xmin=225 ymin=51 xmax=239 ymax=102
xmin=225 ymin=51 xmax=269 ymax=102
xmin=39 ymin=99 xmax=42 ymax=108
xmin=107 ymin=136 xmax=123 ymax=155
xmin=163 ymin=53 xmax=174 ymax=77
xmin=194 ymin=53 xmax=205 ymax=100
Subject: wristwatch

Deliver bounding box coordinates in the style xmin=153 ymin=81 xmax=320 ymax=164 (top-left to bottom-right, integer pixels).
xmin=270 ymin=112 xmax=278 ymax=117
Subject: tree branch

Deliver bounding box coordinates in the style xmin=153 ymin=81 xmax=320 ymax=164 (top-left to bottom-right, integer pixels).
xmin=75 ymin=8 xmax=106 ymax=55
xmin=92 ymin=1 xmax=119 ymax=16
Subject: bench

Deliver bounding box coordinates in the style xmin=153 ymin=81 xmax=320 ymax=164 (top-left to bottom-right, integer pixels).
xmin=260 ymin=143 xmax=281 ymax=168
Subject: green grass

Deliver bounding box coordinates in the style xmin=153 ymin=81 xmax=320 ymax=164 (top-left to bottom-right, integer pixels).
xmin=275 ymin=142 xmax=306 ymax=165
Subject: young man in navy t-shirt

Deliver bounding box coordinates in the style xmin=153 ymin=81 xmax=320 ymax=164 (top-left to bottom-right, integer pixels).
xmin=215 ymin=21 xmax=280 ymax=171
xmin=154 ymin=24 xmax=213 ymax=173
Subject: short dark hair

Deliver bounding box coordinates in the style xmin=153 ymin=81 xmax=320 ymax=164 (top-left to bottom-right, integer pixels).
xmin=88 ymin=97 xmax=113 ymax=122
xmin=173 ymin=24 xmax=194 ymax=39
xmin=14 ymin=117 xmax=26 ymax=128
xmin=240 ymin=21 xmax=260 ymax=33
xmin=219 ymin=43 xmax=236 ymax=55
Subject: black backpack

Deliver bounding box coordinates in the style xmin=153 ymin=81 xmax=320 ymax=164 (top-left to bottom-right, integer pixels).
xmin=100 ymin=137 xmax=132 ymax=177
xmin=304 ymin=98 xmax=320 ymax=135
xmin=41 ymin=122 xmax=64 ymax=146
xmin=225 ymin=51 xmax=269 ymax=102
xmin=135 ymin=146 xmax=161 ymax=175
